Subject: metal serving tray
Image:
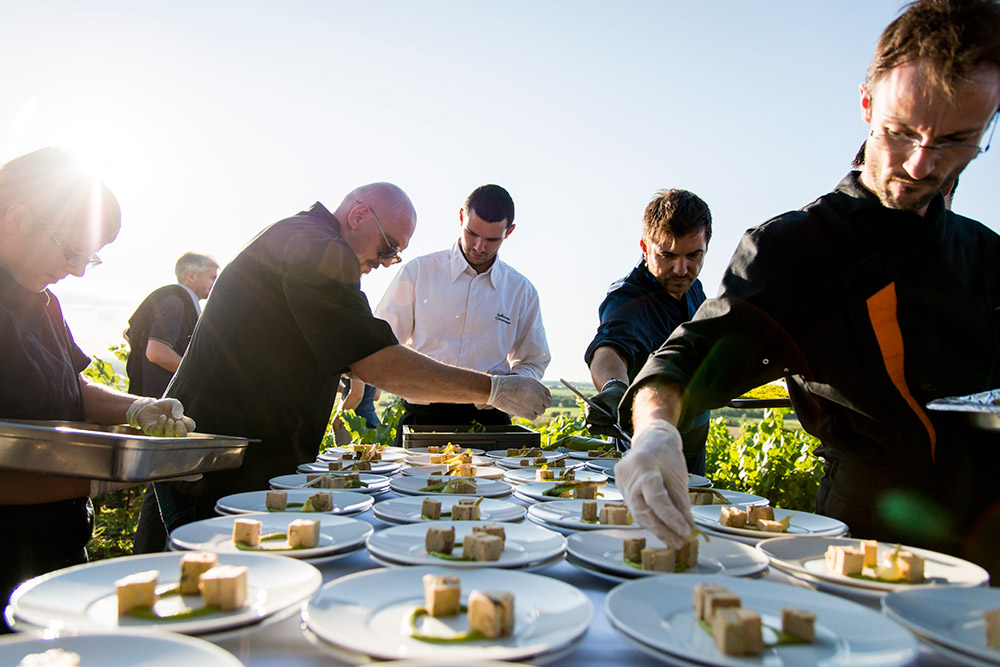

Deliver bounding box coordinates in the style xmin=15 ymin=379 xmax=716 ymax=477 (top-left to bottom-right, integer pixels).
xmin=401 ymin=424 xmax=540 ymax=452
xmin=926 ymin=389 xmax=1000 ymax=432
xmin=0 ymin=420 xmax=250 ymax=482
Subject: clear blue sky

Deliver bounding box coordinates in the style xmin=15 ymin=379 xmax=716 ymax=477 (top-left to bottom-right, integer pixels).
xmin=3 ymin=1 xmax=997 ymax=384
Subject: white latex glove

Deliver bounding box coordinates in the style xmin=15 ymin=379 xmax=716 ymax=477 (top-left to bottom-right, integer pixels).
xmin=614 ymin=419 xmax=695 ymax=549
xmin=127 ymin=398 xmax=196 ymax=437
xmin=487 ymin=375 xmax=552 ymax=420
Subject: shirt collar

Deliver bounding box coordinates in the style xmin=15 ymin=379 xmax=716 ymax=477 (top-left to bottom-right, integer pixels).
xmin=177 ymin=283 xmax=202 ymax=316
xmin=449 ymin=241 xmax=500 ymax=288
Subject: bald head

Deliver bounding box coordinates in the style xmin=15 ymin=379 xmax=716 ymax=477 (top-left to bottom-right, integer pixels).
xmin=334 ymin=182 xmax=417 ymax=273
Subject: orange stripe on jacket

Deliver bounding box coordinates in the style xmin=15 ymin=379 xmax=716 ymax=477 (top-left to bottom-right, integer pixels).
xmin=866 ymin=283 xmax=937 ymax=460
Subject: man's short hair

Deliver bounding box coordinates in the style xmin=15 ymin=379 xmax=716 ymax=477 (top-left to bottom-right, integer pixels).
xmin=867 ymin=0 xmax=1000 ymax=101
xmin=642 ymin=189 xmax=712 ymax=246
xmin=464 ymin=184 xmax=515 ymax=228
xmin=175 ymin=252 xmax=219 ymax=282
xmin=0 ymin=147 xmax=120 ymax=240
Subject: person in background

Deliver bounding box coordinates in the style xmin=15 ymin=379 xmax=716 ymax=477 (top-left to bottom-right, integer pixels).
xmin=0 ymin=147 xmax=195 ymax=630
xmin=584 ymin=189 xmax=712 ymax=474
xmin=126 ymin=251 xmax=219 ymax=553
xmin=140 ymin=182 xmax=550 ymax=539
xmin=375 ymin=184 xmax=550 ymax=441
xmin=614 ymin=0 xmax=1000 ymax=580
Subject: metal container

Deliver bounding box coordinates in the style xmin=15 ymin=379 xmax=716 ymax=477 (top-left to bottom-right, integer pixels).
xmin=926 ymin=389 xmax=1000 ymax=432
xmin=0 ymin=420 xmax=251 ymax=482
xmin=401 ymin=424 xmax=540 ymax=452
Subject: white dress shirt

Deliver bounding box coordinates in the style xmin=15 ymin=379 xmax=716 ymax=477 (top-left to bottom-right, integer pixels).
xmin=374 ymin=241 xmax=550 ymax=380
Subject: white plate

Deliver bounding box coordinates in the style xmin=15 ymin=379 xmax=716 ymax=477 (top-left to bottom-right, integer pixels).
xmin=302 ymin=566 xmax=592 ymax=662
xmin=484 ymin=448 xmax=548 ymax=459
xmin=9 ymin=552 xmax=322 ymax=636
xmin=169 ymin=513 xmax=373 ymax=559
xmin=405 ymin=446 xmax=485 ymax=456
xmin=494 ymin=455 xmax=575 ymax=471
xmin=691 ymin=505 xmax=848 ymax=539
xmin=373 ymin=496 xmax=526 ymax=524
xmin=689 ymin=489 xmax=770 ymax=507
xmin=605 ymin=574 xmax=918 ymax=666
xmin=400 ymin=465 xmax=504 ymax=480
xmin=560 ymin=447 xmax=623 ymax=461
xmin=297 ymin=460 xmax=401 ymax=475
xmin=567 ymin=529 xmax=768 ymax=578
xmin=366 ymin=521 xmax=565 ymax=569
xmin=318 ymin=446 xmax=408 ymax=462
xmin=758 ymin=535 xmax=991 ymax=593
xmin=502 ymin=468 xmax=607 ymax=485
xmin=269 ymin=473 xmax=391 ymax=494
xmin=512 ymin=482 xmax=621 ymax=504
xmin=390 ymin=476 xmax=513 ymax=498
xmin=406 ymin=454 xmax=495 ymax=467
xmin=0 ymin=630 xmax=244 ymax=666
xmin=526 ymin=499 xmax=641 ymax=531
xmin=215 ymin=489 xmax=374 ymax=515
xmin=883 ymin=587 xmax=1000 ymax=665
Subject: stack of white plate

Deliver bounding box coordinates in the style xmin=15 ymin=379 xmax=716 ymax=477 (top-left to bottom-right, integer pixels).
xmin=8 ymin=552 xmax=322 ymax=637
xmin=502 ymin=467 xmax=607 ymax=485
xmin=566 ymin=529 xmax=768 ymax=582
xmin=399 ymin=464 xmax=505 ymax=480
xmin=757 ymin=535 xmax=990 ymax=599
xmin=0 ymin=630 xmax=244 ymax=666
xmin=512 ymin=481 xmax=622 ymax=504
xmin=492 ymin=454 xmax=576 ymax=471
xmin=373 ymin=495 xmax=526 ymax=524
xmin=883 ymin=587 xmax=1000 ymax=666
xmin=525 ymin=499 xmax=642 ymax=534
xmin=318 ymin=446 xmax=408 ymax=463
xmin=390 ymin=476 xmax=513 ymax=499
xmin=170 ymin=513 xmax=373 ymax=562
xmin=407 ymin=453 xmax=495 ymax=467
xmin=302 ymin=566 xmax=592 ymax=663
xmin=691 ymin=505 xmax=848 ymax=546
xmin=366 ymin=521 xmax=566 ymax=570
xmin=269 ymin=473 xmax=391 ymax=494
xmin=215 ymin=489 xmax=374 ymax=516
xmin=605 ymin=574 xmax=918 ymax=665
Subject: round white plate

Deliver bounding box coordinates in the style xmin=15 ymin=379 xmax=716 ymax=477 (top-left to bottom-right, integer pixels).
xmin=689 ymin=489 xmax=770 ymax=507
xmin=758 ymin=535 xmax=991 ymax=592
xmin=400 ymin=465 xmax=504 ymax=480
xmin=297 ymin=460 xmax=402 ymax=475
xmin=318 ymin=447 xmax=408 ymax=462
xmin=390 ymin=476 xmax=513 ymax=498
xmin=373 ymin=496 xmax=526 ymax=524
xmin=405 ymin=446 xmax=485 ymax=456
xmin=583 ymin=458 xmax=617 ymax=474
xmin=691 ymin=505 xmax=848 ymax=539
xmin=269 ymin=473 xmax=391 ymax=494
xmin=605 ymin=574 xmax=918 ymax=666
xmin=302 ymin=566 xmax=593 ymax=662
xmin=883 ymin=587 xmax=1000 ymax=665
xmin=169 ymin=513 xmax=373 ymax=559
xmin=485 ymin=448 xmax=547 ymax=459
xmin=502 ymin=468 xmax=607 ymax=485
xmin=215 ymin=489 xmax=374 ymax=515
xmin=512 ymin=482 xmax=621 ymax=504
xmin=526 ymin=499 xmax=640 ymax=531
xmin=9 ymin=552 xmax=322 ymax=636
xmin=568 ymin=528 xmax=768 ymax=578
xmin=0 ymin=630 xmax=243 ymax=666
xmin=367 ymin=521 xmax=565 ymax=569
xmin=494 ymin=455 xmax=574 ymax=471
xmin=406 ymin=454 xmax=495 ymax=467
xmin=560 ymin=447 xmax=623 ymax=461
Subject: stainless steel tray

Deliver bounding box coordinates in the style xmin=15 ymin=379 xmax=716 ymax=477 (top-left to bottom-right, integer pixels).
xmin=926 ymin=389 xmax=1000 ymax=432
xmin=0 ymin=420 xmax=251 ymax=482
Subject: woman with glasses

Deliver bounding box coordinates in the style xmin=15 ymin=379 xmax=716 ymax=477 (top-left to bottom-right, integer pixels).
xmin=0 ymin=147 xmax=195 ymax=631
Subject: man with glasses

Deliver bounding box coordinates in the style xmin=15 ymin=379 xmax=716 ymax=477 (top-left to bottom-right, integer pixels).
xmin=140 ymin=183 xmax=550 ymax=537
xmin=375 ymin=184 xmax=550 ymax=438
xmin=614 ymin=0 xmax=1000 ymax=577
xmin=584 ymin=189 xmax=712 ymax=474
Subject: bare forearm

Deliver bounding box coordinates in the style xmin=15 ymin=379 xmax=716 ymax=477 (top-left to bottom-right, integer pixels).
xmin=146 ymin=339 xmax=182 ymax=373
xmin=351 ymin=345 xmax=492 ymax=404
xmin=0 ymin=470 xmax=91 ymax=503
xmin=631 ymin=378 xmax=685 ymax=428
xmin=589 ymin=346 xmax=629 ymax=390
xmin=79 ymin=377 xmax=137 ymax=425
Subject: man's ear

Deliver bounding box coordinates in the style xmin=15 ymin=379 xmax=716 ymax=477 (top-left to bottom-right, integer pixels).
xmin=504 ymin=223 xmax=516 ymax=239
xmin=0 ymin=205 xmax=31 ymax=236
xmin=346 ymin=202 xmax=367 ymax=231
xmin=458 ymin=208 xmax=465 ymax=226
xmin=639 ymin=237 xmax=649 ymax=257
xmin=859 ymin=83 xmax=873 ymax=124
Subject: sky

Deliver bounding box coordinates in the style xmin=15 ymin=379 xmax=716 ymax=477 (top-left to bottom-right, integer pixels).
xmin=3 ymin=1 xmax=998 ymax=386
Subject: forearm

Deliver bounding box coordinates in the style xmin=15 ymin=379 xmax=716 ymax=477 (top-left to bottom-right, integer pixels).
xmin=0 ymin=470 xmax=91 ymax=504
xmin=589 ymin=346 xmax=629 ymax=389
xmin=351 ymin=344 xmax=492 ymax=404
xmin=342 ymin=375 xmax=365 ymax=411
xmin=146 ymin=339 xmax=182 ymax=373
xmin=79 ymin=377 xmax=137 ymax=425
xmin=631 ymin=378 xmax=685 ymax=429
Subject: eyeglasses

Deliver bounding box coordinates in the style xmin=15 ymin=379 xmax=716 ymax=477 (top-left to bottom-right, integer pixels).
xmin=356 ymin=200 xmax=401 ymax=265
xmin=36 ymin=218 xmax=102 ymax=269
xmin=869 ymin=111 xmax=998 ymax=161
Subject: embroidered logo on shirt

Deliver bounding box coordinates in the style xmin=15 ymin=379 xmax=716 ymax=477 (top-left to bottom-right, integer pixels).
xmin=495 ymin=313 xmax=511 ymax=325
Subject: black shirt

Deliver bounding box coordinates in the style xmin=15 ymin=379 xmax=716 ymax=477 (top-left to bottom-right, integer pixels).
xmin=125 ymin=284 xmax=200 ymax=398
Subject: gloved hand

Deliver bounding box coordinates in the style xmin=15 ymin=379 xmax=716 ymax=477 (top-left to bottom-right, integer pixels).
xmin=487 ymin=375 xmax=552 ymax=420
xmin=584 ymin=379 xmax=628 ymax=437
xmin=614 ymin=418 xmax=694 ymax=549
xmin=127 ymin=398 xmax=196 ymax=437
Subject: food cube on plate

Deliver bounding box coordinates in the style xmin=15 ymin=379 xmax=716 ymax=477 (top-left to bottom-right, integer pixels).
xmin=537 ymin=469 xmax=555 ymax=481
xmin=287 ymin=519 xmax=320 ymax=548
xmin=747 ymin=505 xmax=774 ymax=524
xmin=266 ymin=490 xmax=288 ymax=511
xmin=179 ymin=552 xmax=218 ymax=594
xmin=825 ymin=545 xmax=864 ymax=575
xmin=428 ymin=446 xmax=440 ymax=454
xmin=573 ymin=484 xmax=597 ymax=500
xmin=453 ymin=464 xmax=475 ymax=477
xmin=421 ymin=497 xmax=442 ymax=519
xmin=757 ymin=519 xmax=785 ymax=533
xmin=678 ymin=539 xmax=699 ymax=567
xmin=580 ymin=500 xmax=598 ymax=522
xmin=464 ymin=534 xmax=504 ymax=561
xmin=897 ymin=551 xmax=925 ymax=582
xmin=640 ymin=547 xmax=675 ymax=572
xmin=599 ymin=504 xmax=628 ymax=525
xmin=719 ymin=506 xmax=747 ymax=528
xmin=423 ymin=573 xmax=461 ymax=616
xmin=115 ymin=569 xmax=159 ymax=615
xmin=623 ymin=537 xmax=645 ymax=563
xmin=781 ymin=606 xmax=816 ymax=643
xmin=232 ymin=518 xmax=262 ymax=546
xmin=712 ymin=608 xmax=764 ymax=656
xmin=430 ymin=454 xmax=445 ymax=464
xmin=985 ymin=608 xmax=1000 ymax=650
xmin=307 ymin=492 xmax=333 ymax=512
xmin=425 ymin=526 xmax=455 ymax=554
xmin=861 ymin=539 xmax=879 ymax=568
xmin=327 ymin=461 xmax=342 ymax=471
xmin=692 ymin=582 xmax=733 ymax=622
xmin=473 ymin=524 xmax=506 ymax=548
xmin=467 ymin=590 xmax=514 ymax=638
xmin=452 ymin=480 xmax=477 ymax=494
xmin=200 ymin=565 xmax=248 ymax=610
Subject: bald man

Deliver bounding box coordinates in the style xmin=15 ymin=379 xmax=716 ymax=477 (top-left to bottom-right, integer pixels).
xmin=137 ymin=183 xmax=550 ymax=542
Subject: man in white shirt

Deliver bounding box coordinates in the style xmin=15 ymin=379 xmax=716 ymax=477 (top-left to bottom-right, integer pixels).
xmin=375 ymin=184 xmax=550 ymax=435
